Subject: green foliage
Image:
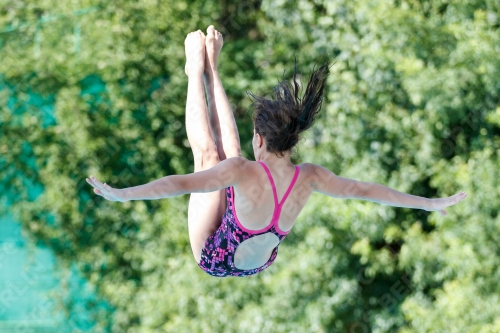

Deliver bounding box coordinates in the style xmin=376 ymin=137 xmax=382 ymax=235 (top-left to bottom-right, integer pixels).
xmin=1 ymin=0 xmax=499 ymax=332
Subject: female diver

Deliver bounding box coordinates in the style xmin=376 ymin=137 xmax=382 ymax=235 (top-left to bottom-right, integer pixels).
xmin=86 ymin=26 xmax=467 ymax=277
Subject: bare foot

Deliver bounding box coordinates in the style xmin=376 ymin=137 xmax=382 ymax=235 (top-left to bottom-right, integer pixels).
xmin=204 ymin=25 xmax=223 ymax=76
xmin=185 ymin=30 xmax=206 ymax=77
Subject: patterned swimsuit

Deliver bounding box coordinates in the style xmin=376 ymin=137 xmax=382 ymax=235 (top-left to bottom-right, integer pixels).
xmin=197 ymin=161 xmax=301 ymax=277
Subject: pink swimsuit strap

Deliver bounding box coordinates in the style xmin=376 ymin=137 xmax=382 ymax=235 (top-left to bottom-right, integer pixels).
xmin=257 ymin=161 xmax=300 ymax=226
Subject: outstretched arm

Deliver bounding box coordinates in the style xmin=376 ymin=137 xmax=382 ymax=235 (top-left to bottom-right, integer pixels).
xmin=359 ymin=181 xmax=467 ymax=216
xmin=308 ymin=163 xmax=467 ymax=216
xmin=86 ymin=156 xmax=248 ymax=202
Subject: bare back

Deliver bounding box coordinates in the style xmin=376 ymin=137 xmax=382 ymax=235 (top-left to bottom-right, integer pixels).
xmin=231 ymin=160 xmax=315 ymax=269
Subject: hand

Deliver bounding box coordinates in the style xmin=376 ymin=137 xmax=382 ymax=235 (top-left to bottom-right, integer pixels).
xmin=424 ymin=191 xmax=467 ymax=216
xmin=86 ymin=175 xmax=128 ymax=202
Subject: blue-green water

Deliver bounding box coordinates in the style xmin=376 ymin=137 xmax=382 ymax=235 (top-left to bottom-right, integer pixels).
xmin=0 ymin=213 xmax=97 ymax=332
xmin=0 ymin=197 xmax=102 ymax=333
xmin=0 ymin=214 xmax=61 ymax=332
xmin=0 ymin=71 xmax=167 ymax=331
xmin=0 ymin=75 xmax=110 ymax=332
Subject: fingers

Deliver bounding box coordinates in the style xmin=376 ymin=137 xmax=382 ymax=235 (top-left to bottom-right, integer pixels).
xmin=87 ymin=177 xmax=101 ymax=196
xmin=86 ymin=176 xmax=109 ymax=195
xmin=436 ymin=192 xmax=467 ymax=216
xmin=86 ymin=176 xmax=121 ymax=201
xmin=86 ymin=176 xmax=97 ymax=189
xmin=452 ymin=192 xmax=467 ymax=203
xmin=442 ymin=192 xmax=467 ymax=206
xmin=88 ymin=176 xmax=105 ymax=192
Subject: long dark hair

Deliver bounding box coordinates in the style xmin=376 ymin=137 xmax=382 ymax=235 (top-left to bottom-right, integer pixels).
xmin=248 ymin=58 xmax=331 ymax=157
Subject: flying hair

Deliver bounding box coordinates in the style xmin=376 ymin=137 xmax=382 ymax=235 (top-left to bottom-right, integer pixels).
xmin=248 ymin=57 xmax=332 ymax=157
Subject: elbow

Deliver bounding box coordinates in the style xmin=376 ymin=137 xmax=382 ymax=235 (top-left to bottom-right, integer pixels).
xmin=356 ymin=182 xmax=378 ymax=200
xmin=342 ymin=181 xmax=375 ymax=200
xmin=162 ymin=175 xmax=187 ymax=198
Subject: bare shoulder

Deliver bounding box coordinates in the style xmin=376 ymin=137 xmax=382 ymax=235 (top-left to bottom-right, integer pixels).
xmin=234 ymin=160 xmax=325 ymax=186
xmin=236 ymin=157 xmax=264 ymax=174
xmin=296 ymin=162 xmax=328 ymax=190
xmin=299 ymin=162 xmax=371 ymax=199
xmin=225 ymin=156 xmax=256 ymax=181
xmin=231 ymin=156 xmax=253 ymax=170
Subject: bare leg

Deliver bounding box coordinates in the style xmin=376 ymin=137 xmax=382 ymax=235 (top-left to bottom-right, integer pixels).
xmin=184 ymin=30 xmax=226 ymax=263
xmin=203 ymin=25 xmax=242 ymax=160
xmin=184 ymin=31 xmax=218 ymax=163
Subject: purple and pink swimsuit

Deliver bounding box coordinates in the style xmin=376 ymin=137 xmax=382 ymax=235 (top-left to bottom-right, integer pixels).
xmin=197 ymin=161 xmax=301 ymax=277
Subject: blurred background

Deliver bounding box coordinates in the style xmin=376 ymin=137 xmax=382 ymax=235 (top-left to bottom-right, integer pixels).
xmin=1 ymin=0 xmax=499 ymax=332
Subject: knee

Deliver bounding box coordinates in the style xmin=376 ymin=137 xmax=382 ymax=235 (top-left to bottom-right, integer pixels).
xmin=194 ymin=147 xmax=220 ymax=171
xmin=202 ymin=149 xmax=220 ymax=167
xmin=225 ymin=148 xmax=243 ymax=159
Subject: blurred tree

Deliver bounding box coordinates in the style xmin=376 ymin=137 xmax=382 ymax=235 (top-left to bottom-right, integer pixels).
xmin=255 ymin=0 xmax=500 ymax=332
xmin=1 ymin=0 xmax=499 ymax=332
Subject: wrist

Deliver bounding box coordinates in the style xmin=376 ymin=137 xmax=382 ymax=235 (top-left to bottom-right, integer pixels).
xmin=422 ymin=198 xmax=432 ymax=211
xmin=119 ymin=188 xmax=131 ymax=202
